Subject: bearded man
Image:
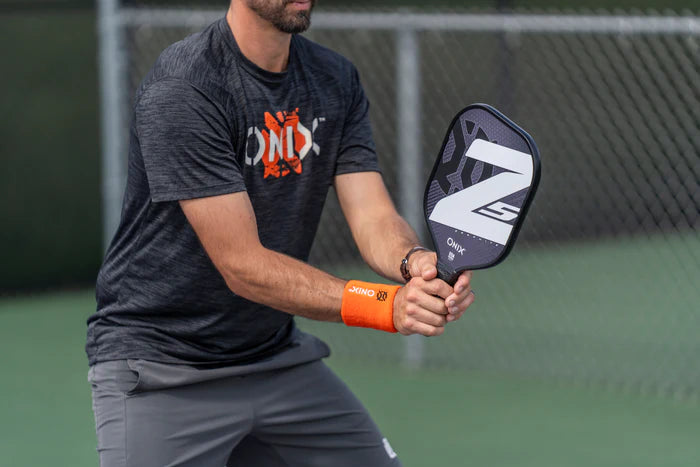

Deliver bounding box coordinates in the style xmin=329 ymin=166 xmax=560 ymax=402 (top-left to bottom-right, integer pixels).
xmin=86 ymin=1 xmax=475 ymax=465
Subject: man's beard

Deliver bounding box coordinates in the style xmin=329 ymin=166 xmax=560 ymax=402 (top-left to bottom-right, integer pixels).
xmin=246 ymin=0 xmax=315 ymax=34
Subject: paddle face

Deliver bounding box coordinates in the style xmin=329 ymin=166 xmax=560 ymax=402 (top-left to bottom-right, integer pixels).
xmin=424 ymin=104 xmax=541 ymax=285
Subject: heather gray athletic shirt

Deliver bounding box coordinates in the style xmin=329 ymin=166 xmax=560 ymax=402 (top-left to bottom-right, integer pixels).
xmin=86 ymin=18 xmax=379 ymax=366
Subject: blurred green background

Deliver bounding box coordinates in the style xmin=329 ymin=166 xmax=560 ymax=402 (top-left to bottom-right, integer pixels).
xmin=1 ymin=0 xmax=698 ymax=293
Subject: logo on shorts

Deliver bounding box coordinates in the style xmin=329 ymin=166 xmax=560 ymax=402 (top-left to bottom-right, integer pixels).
xmin=376 ymin=290 xmax=388 ymax=302
xmin=382 ymin=438 xmax=397 ymax=459
xmin=245 ymin=109 xmax=325 ymax=180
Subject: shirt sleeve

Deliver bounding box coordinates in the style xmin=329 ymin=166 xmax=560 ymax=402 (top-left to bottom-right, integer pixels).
xmin=135 ymin=78 xmax=246 ymax=202
xmin=334 ymin=66 xmax=381 ymax=176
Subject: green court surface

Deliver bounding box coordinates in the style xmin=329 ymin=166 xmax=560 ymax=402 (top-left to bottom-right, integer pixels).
xmin=1 ymin=286 xmax=698 ymax=467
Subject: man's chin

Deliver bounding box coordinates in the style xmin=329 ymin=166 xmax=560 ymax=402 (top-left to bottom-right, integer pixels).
xmin=275 ymin=12 xmax=311 ymax=34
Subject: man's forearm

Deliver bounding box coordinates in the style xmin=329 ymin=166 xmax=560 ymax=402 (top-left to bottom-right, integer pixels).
xmin=355 ymin=213 xmax=423 ymax=283
xmin=334 ymin=172 xmax=426 ymax=283
xmin=180 ymin=191 xmax=465 ymax=336
xmin=181 ymin=193 xmax=346 ymax=323
xmin=221 ymin=246 xmax=346 ymax=323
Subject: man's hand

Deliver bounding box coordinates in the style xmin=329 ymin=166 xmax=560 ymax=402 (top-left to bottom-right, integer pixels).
xmin=333 ymin=171 xmax=475 ymax=331
xmin=445 ymin=271 xmax=475 ymax=323
xmin=407 ymin=249 xmax=476 ymax=325
xmin=393 ymin=276 xmax=452 ymax=336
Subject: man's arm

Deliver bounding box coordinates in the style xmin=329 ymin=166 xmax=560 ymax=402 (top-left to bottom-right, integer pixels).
xmin=334 ymin=171 xmax=423 ymax=283
xmin=181 ymin=192 xmax=344 ymax=322
xmin=180 ymin=191 xmax=454 ymax=335
xmin=335 ymin=171 xmax=475 ymax=320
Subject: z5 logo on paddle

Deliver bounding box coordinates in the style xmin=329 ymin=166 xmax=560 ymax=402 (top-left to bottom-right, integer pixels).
xmin=429 ymin=139 xmax=534 ymax=246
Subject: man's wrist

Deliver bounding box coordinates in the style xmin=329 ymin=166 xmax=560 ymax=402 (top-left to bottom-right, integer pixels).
xmin=400 ymin=246 xmax=429 ymax=283
xmin=341 ymin=280 xmax=400 ymax=333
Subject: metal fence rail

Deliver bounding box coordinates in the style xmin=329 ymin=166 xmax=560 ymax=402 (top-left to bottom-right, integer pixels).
xmin=118 ymin=9 xmax=700 ymax=33
xmin=99 ymin=3 xmax=700 ymax=399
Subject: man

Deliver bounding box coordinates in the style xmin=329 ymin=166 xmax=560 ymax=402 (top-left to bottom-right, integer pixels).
xmin=86 ymin=0 xmax=475 ymax=465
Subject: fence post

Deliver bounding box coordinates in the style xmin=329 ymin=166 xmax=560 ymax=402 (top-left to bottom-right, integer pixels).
xmin=396 ymin=28 xmax=425 ymax=368
xmin=98 ymin=0 xmax=126 ymax=250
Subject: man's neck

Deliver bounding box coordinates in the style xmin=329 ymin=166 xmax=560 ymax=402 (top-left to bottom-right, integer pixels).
xmin=226 ymin=4 xmax=292 ymax=73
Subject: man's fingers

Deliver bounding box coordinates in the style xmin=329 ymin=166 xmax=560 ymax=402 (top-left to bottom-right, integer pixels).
xmin=446 ymin=271 xmax=474 ymax=313
xmin=408 ymin=277 xmax=452 ymax=303
xmin=405 ymin=280 xmax=449 ymax=314
xmin=425 ymin=278 xmax=453 ymax=300
xmin=446 ymin=286 xmax=471 ymax=313
xmin=403 ymin=319 xmax=445 ymax=337
xmin=407 ymin=306 xmax=447 ymax=327
xmin=420 ymin=265 xmax=438 ymax=281
xmin=453 ymin=270 xmax=473 ymax=294
xmin=447 ymin=290 xmax=476 ymax=318
xmin=446 ymin=299 xmax=472 ymax=322
xmin=410 ymin=251 xmax=438 ymax=281
xmin=446 ymin=309 xmax=465 ymax=322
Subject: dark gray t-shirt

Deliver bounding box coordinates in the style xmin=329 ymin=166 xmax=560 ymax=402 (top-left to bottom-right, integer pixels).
xmin=86 ymin=19 xmax=379 ymax=366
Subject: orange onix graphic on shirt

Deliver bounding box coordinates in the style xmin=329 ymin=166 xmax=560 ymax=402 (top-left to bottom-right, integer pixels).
xmin=245 ymin=109 xmax=325 ymax=179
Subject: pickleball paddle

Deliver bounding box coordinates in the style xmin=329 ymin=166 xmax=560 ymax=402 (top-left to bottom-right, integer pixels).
xmin=424 ymin=104 xmax=541 ymax=285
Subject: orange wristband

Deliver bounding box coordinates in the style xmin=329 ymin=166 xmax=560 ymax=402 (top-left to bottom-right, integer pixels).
xmin=341 ymin=280 xmax=400 ymax=333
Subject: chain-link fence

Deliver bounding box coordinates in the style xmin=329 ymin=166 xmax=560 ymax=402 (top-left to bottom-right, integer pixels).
xmin=99 ymin=4 xmax=700 ymax=399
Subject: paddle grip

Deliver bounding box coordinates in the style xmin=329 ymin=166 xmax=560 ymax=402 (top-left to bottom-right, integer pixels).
xmin=436 ymin=261 xmax=461 ymax=287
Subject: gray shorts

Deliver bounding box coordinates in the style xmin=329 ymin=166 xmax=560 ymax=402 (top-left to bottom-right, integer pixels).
xmin=88 ymin=356 xmax=402 ymax=467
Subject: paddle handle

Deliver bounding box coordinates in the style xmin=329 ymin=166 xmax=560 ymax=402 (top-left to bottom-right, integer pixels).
xmin=436 ymin=261 xmax=461 ymax=287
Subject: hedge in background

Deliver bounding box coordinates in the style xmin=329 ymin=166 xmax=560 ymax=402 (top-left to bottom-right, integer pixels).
xmin=0 ymin=11 xmax=101 ymax=292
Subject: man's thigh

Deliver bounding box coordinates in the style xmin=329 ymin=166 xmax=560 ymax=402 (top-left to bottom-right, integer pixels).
xmin=89 ymin=360 xmax=252 ymax=467
xmin=229 ymin=360 xmax=402 ymax=467
xmin=90 ymin=359 xmax=402 ymax=467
